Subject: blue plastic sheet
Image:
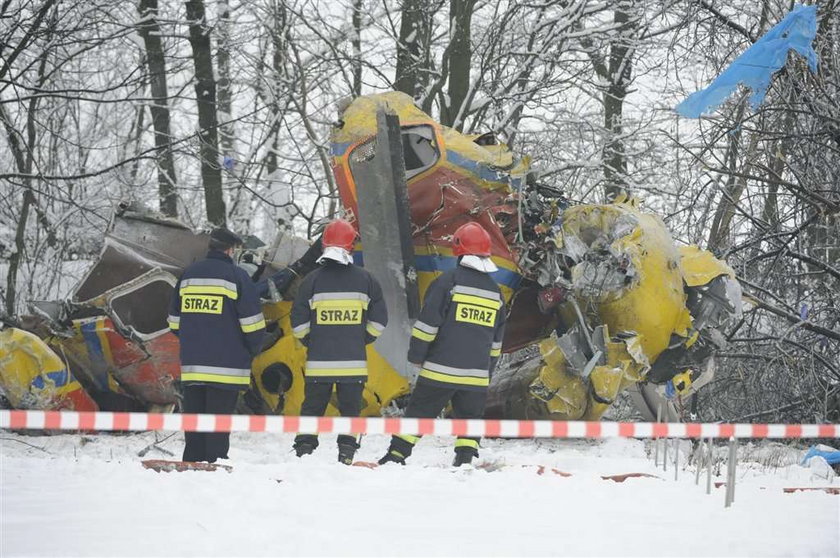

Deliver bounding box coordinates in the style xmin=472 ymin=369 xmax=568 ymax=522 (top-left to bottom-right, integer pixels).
xmin=676 ymin=4 xmax=819 ymax=118
xmin=802 ymin=445 xmax=840 ymax=466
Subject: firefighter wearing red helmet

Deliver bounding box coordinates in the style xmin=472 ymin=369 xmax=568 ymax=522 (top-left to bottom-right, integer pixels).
xmin=290 ymin=218 xmax=388 ymax=464
xmin=378 ymin=221 xmax=506 ymax=467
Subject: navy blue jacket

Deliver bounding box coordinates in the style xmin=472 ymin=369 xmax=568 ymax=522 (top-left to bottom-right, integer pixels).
xmin=409 ymin=266 xmax=506 ymax=391
xmin=168 ymin=250 xmax=266 ymax=390
xmin=291 ymin=261 xmax=388 ymax=383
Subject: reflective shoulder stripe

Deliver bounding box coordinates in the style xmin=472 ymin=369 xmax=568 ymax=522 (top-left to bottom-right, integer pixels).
xmin=240 ymin=313 xmax=266 ymax=333
xmin=310 ymin=298 xmax=368 ymax=310
xmin=451 ymin=293 xmax=501 ymax=309
xmin=411 ymin=327 xmax=436 ymax=342
xmin=452 ymin=285 xmax=501 ymax=302
xmin=367 ymin=321 xmax=385 ymax=337
xmin=455 ymin=438 xmax=479 ymax=449
xmin=293 ymin=322 xmax=310 ymax=338
xmin=311 ymin=292 xmax=371 ymax=304
xmin=397 ymin=434 xmax=420 ymax=445
xmin=180 ymin=284 xmax=238 ymax=300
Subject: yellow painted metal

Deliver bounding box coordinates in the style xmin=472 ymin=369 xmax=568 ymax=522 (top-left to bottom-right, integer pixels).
xmin=561 ymin=200 xmax=692 ymax=361
xmin=0 ymin=328 xmax=82 ymax=408
xmin=679 ymin=245 xmax=736 ymax=287
xmin=526 ymin=198 xmax=732 ymax=421
xmin=252 ymin=301 xmax=410 ymax=416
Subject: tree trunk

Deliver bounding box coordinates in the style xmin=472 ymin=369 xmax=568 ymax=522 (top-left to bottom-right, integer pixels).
xmin=138 ymin=0 xmax=178 ymax=217
xmin=185 ymin=0 xmax=225 ymax=225
xmin=602 ymin=2 xmax=636 ymax=201
xmin=216 ymin=0 xmax=234 ymax=178
xmin=394 ymin=0 xmax=430 ymax=99
xmin=352 ymin=0 xmax=363 ymax=97
xmin=440 ymin=0 xmax=475 ymax=130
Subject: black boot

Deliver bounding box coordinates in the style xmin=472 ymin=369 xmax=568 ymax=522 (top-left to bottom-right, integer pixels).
xmin=338 ymin=443 xmax=358 ymax=465
xmin=377 ymin=450 xmax=406 ymax=465
xmin=293 ymin=434 xmax=317 ymax=457
xmin=337 ymin=435 xmax=360 ymax=465
xmin=453 ymin=448 xmax=477 ymax=467
xmin=294 ymin=442 xmax=315 ymax=457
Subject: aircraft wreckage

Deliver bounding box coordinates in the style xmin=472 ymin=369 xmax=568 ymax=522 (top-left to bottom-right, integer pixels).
xmin=0 ymin=92 xmax=742 ymax=423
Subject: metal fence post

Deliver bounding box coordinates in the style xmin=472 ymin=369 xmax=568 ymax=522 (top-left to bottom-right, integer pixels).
xmin=724 ymin=437 xmax=738 ymax=508
xmin=706 ymin=438 xmax=713 ymax=495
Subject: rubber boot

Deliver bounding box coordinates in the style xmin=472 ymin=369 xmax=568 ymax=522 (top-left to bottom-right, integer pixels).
xmin=377 ymin=450 xmax=406 ymax=465
xmin=338 ymin=443 xmax=358 ymax=465
xmin=293 ymin=434 xmax=317 ymax=457
xmin=452 ymin=448 xmax=476 ymax=467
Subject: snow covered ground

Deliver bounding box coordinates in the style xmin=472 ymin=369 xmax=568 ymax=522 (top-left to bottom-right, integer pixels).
xmin=1 ymin=431 xmax=838 ymax=557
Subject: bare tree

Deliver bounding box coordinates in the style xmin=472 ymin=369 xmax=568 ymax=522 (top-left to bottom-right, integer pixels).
xmin=137 ymin=0 xmax=179 ymax=217
xmin=185 ymin=0 xmax=225 ymax=225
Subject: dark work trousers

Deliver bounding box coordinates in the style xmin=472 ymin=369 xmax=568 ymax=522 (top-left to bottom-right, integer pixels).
xmin=387 ymin=382 xmax=487 ymax=459
xmin=182 ymin=384 xmax=239 ymax=463
xmin=294 ymin=381 xmax=365 ymax=450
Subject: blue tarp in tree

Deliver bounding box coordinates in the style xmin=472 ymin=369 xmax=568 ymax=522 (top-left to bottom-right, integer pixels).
xmin=676 ymin=4 xmax=819 ymax=118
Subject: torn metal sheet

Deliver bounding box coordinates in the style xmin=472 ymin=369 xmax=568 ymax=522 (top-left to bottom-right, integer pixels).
xmin=4 ymin=93 xmax=743 ymax=426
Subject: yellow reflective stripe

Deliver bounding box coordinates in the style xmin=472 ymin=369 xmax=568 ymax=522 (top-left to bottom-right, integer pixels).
xmin=366 ymin=323 xmax=383 ymax=337
xmin=305 ymin=368 xmax=368 ymax=377
xmin=411 ymin=327 xmax=436 ymax=342
xmin=293 ymin=327 xmax=310 ymax=339
xmin=451 ymin=293 xmax=501 ymax=310
xmin=180 ymin=285 xmax=238 ymax=300
xmin=490 ymin=348 xmax=501 ymax=357
xmin=391 ymin=450 xmax=406 ymax=459
xmin=419 ymin=369 xmax=489 ymax=387
xmin=241 ymin=319 xmax=266 ymax=333
xmin=455 ymin=438 xmax=479 ymax=449
xmin=180 ymin=372 xmax=250 ymax=385
xmin=397 ymin=434 xmax=419 ymax=445
xmin=168 ymin=321 xmax=180 ymax=330
xmin=311 ymin=299 xmax=368 ymax=310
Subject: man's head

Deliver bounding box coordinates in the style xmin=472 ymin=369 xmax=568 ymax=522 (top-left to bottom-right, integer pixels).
xmin=316 ymin=219 xmax=357 ymax=265
xmin=322 ymin=219 xmax=357 ymax=252
xmin=452 ymin=222 xmax=491 ymax=257
xmin=209 ymin=227 xmax=243 ymax=255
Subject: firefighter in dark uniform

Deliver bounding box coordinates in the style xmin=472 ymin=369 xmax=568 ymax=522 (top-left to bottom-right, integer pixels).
xmin=378 ymin=222 xmax=506 ymax=467
xmin=290 ymin=219 xmax=388 ymax=464
xmin=168 ymin=227 xmax=266 ymax=462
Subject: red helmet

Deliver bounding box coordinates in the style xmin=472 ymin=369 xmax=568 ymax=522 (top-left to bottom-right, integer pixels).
xmin=452 ymin=222 xmax=492 ymax=257
xmin=322 ymin=219 xmax=357 ymax=251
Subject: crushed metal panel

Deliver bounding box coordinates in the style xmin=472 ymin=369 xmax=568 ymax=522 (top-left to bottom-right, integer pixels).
xmin=73 ymin=209 xmax=208 ymax=302
xmin=351 ymin=108 xmax=420 ymax=379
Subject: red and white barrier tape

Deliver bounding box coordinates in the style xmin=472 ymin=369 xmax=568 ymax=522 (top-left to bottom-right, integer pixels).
xmin=1 ymin=410 xmax=838 ymax=438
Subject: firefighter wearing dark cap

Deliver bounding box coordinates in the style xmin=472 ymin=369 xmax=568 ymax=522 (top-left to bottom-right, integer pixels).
xmin=290 ymin=218 xmax=388 ymax=464
xmin=168 ymin=227 xmax=266 ymax=463
xmin=379 ymin=222 xmax=506 ymax=467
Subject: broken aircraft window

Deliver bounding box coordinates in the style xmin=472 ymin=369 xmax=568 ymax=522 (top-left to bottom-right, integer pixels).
xmin=110 ymin=279 xmax=174 ymax=338
xmin=401 ymin=125 xmax=439 ymax=179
